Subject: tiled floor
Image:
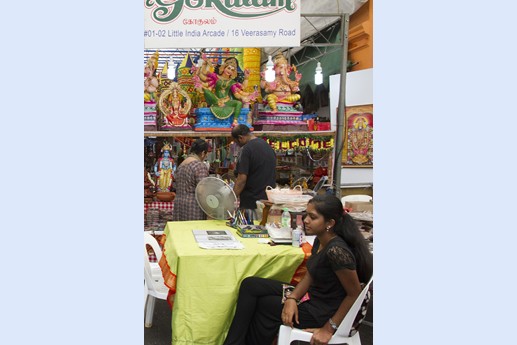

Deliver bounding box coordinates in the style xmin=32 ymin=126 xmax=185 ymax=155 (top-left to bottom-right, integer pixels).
xmin=144 ymin=298 xmax=373 ymax=345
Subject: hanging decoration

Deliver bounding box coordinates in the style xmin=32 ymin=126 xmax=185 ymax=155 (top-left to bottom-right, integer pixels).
xmin=260 ymin=135 xmax=334 ymax=152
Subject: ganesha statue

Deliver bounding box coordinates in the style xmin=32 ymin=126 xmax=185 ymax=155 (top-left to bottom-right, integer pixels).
xmin=255 ymin=53 xmax=305 ymax=130
xmin=144 ymin=51 xmax=160 ymax=102
xmin=260 ymin=53 xmax=302 ymax=112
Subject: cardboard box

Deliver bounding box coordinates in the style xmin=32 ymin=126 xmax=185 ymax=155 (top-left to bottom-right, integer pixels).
xmin=345 ymin=201 xmax=373 ymax=213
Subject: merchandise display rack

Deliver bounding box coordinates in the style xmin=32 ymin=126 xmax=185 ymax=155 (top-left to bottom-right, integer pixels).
xmin=144 ymin=130 xmax=335 ymax=138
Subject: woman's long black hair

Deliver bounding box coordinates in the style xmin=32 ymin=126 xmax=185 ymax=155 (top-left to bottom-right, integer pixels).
xmin=308 ymin=194 xmax=373 ymax=283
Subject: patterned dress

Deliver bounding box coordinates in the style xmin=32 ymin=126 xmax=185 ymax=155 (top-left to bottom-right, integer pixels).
xmin=172 ymin=160 xmax=209 ymax=221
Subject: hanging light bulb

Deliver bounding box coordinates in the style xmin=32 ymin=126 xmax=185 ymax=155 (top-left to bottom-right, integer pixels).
xmin=265 ymin=55 xmax=275 ymax=82
xmin=314 ymin=62 xmax=323 ymax=85
xmin=167 ymin=56 xmax=176 ymax=80
xmin=196 ymin=57 xmax=204 ymax=68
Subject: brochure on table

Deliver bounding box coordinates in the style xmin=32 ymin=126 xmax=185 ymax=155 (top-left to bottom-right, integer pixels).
xmin=192 ymin=230 xmax=244 ymax=250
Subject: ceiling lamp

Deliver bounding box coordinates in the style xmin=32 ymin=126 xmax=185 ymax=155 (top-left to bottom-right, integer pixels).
xmin=264 ymin=55 xmax=275 ymax=82
xmin=167 ymin=56 xmax=176 ymax=80
xmin=314 ymin=62 xmax=323 ymax=85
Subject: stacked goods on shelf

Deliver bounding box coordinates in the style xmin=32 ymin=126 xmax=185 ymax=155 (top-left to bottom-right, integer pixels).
xmin=144 ymin=207 xmax=174 ymax=232
xmin=145 ymin=208 xmax=160 ymax=230
xmin=144 ymin=101 xmax=157 ymax=131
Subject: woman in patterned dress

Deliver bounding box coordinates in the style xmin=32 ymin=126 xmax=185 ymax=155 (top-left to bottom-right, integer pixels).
xmin=172 ymin=139 xmax=209 ymax=221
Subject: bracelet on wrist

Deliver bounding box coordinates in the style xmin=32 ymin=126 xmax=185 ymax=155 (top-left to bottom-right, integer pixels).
xmin=328 ymin=317 xmax=338 ymax=332
xmin=285 ymin=296 xmax=300 ymax=305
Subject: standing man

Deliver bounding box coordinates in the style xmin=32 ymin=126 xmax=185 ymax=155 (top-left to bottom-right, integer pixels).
xmin=231 ymin=125 xmax=277 ymax=211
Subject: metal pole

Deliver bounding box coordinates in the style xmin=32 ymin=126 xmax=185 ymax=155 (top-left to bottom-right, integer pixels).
xmin=333 ymin=13 xmax=350 ymax=198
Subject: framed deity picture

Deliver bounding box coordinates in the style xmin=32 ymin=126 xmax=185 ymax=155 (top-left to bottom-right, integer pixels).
xmin=342 ymin=105 xmax=373 ymax=167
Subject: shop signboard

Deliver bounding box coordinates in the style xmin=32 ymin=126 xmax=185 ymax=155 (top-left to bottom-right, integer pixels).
xmin=144 ymin=0 xmax=300 ymax=48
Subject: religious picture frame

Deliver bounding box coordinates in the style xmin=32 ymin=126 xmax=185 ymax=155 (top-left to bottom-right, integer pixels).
xmin=342 ymin=104 xmax=373 ymax=167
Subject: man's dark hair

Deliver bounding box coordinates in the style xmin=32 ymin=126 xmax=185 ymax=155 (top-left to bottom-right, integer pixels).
xmin=231 ymin=124 xmax=250 ymax=139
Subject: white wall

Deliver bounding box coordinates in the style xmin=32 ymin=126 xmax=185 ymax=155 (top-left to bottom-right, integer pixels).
xmin=329 ymin=68 xmax=373 ymax=186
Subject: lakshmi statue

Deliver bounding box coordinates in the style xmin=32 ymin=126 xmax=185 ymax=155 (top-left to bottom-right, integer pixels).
xmin=159 ymin=82 xmax=192 ymax=129
xmin=144 ymin=51 xmax=160 ymax=102
xmin=260 ymin=53 xmax=302 ymax=112
xmin=194 ymin=55 xmax=257 ymax=127
xmin=154 ymin=142 xmax=175 ymax=192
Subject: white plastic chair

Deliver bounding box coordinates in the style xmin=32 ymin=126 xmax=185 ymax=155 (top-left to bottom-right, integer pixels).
xmin=341 ymin=194 xmax=373 ymax=204
xmin=144 ymin=282 xmax=148 ymax=310
xmin=277 ymin=277 xmax=373 ymax=345
xmin=144 ymin=232 xmax=169 ymax=328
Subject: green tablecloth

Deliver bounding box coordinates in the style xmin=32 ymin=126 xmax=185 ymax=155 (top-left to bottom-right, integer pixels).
xmin=160 ymin=220 xmax=306 ymax=345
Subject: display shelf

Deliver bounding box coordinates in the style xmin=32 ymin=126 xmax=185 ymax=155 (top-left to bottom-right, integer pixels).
xmin=144 ymin=129 xmax=336 ymax=190
xmin=144 ymin=130 xmax=335 ymax=138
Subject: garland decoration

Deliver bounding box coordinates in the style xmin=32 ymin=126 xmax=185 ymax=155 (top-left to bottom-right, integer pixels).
xmin=259 ymin=135 xmax=334 ymax=152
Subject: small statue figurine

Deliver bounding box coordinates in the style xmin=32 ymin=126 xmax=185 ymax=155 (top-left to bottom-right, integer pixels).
xmin=159 ymin=82 xmax=192 ymax=129
xmin=144 ymin=167 xmax=156 ymax=202
xmin=260 ymin=53 xmax=302 ymax=112
xmin=194 ymin=55 xmax=257 ymax=127
xmin=154 ymin=142 xmax=175 ymax=192
xmin=144 ymin=51 xmax=160 ymax=102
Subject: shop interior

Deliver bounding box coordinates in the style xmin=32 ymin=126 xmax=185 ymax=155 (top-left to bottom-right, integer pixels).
xmin=144 ymin=1 xmax=373 ymax=344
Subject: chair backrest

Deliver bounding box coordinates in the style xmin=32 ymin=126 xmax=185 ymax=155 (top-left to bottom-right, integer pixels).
xmin=341 ymin=194 xmax=372 ymax=203
xmin=144 ymin=232 xmax=164 ymax=291
xmin=334 ymin=276 xmax=373 ymax=337
xmin=144 ymin=232 xmax=163 ymax=262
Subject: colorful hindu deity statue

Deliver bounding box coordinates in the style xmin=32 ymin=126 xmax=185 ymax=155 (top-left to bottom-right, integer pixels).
xmin=158 ymin=82 xmax=192 ymax=130
xmin=194 ymin=55 xmax=257 ymax=127
xmin=154 ymin=142 xmax=175 ymax=192
xmin=260 ymin=53 xmax=302 ymax=112
xmin=144 ymin=51 xmax=160 ymax=102
xmin=254 ymin=53 xmax=305 ymax=130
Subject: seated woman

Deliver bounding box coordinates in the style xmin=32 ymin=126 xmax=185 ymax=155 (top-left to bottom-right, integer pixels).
xmin=172 ymin=139 xmax=210 ymax=221
xmin=222 ymin=194 xmax=373 ymax=345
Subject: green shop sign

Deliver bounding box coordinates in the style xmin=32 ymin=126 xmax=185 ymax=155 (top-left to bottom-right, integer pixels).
xmin=145 ymin=0 xmax=297 ymax=23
